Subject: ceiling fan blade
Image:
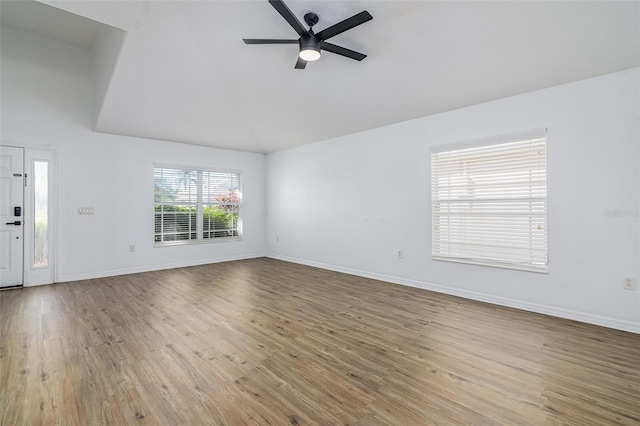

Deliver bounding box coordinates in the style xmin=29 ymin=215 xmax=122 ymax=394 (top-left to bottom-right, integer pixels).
xmin=295 ymin=57 xmax=307 ymax=69
xmin=243 ymin=39 xmax=298 ymax=44
xmin=321 ymin=42 xmax=367 ymax=61
xmin=268 ymin=0 xmax=308 ymax=38
xmin=315 ymin=11 xmax=372 ymax=41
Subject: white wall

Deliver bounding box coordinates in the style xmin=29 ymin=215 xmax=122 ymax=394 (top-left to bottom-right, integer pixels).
xmin=1 ymin=27 xmax=266 ymax=283
xmin=267 ymin=67 xmax=640 ymax=333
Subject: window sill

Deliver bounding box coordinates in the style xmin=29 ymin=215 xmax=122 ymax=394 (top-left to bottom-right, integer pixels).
xmin=154 ymin=236 xmax=242 ymax=248
xmin=432 ymin=256 xmax=548 ymax=273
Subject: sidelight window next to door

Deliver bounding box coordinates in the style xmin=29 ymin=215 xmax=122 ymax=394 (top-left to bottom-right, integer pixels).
xmin=33 ymin=161 xmax=48 ymax=267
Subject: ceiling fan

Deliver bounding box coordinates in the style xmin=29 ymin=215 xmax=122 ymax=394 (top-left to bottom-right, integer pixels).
xmin=243 ymin=0 xmax=373 ymax=69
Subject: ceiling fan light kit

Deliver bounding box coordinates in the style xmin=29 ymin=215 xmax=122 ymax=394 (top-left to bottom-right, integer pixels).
xmin=299 ymin=45 xmax=321 ymax=62
xmin=243 ymin=0 xmax=372 ymax=69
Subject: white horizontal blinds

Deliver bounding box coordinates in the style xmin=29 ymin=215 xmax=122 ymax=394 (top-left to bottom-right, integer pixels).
xmin=201 ymin=171 xmax=241 ymax=239
xmin=154 ymin=167 xmax=198 ymax=242
xmin=154 ymin=166 xmax=242 ymax=244
xmin=431 ymin=130 xmax=547 ymax=272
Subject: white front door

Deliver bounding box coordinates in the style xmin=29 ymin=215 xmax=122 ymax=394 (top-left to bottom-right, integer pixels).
xmin=0 ymin=146 xmax=24 ymax=288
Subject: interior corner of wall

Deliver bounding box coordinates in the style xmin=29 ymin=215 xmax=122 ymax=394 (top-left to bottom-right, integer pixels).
xmin=92 ymin=24 xmax=128 ymax=132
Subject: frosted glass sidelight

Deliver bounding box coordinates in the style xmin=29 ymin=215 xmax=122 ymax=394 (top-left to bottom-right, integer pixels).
xmin=34 ymin=161 xmax=48 ymax=267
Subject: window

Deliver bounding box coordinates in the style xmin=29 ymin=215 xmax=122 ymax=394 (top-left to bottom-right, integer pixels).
xmin=154 ymin=166 xmax=241 ymax=244
xmin=33 ymin=161 xmax=49 ymax=267
xmin=431 ymin=129 xmax=547 ymax=272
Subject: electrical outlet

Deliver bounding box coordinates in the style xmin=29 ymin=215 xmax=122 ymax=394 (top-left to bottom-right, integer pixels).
xmin=129 ymin=245 xmax=136 ymax=252
xmin=397 ymin=250 xmax=404 ymax=259
xmin=623 ymin=277 xmax=635 ymax=290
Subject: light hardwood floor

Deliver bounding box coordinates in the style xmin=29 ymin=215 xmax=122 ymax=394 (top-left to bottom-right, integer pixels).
xmin=1 ymin=258 xmax=639 ymax=425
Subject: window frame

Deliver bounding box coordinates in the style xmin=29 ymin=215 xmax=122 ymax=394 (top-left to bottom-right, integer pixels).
xmin=430 ymin=129 xmax=548 ymax=273
xmin=153 ymin=164 xmax=242 ymax=246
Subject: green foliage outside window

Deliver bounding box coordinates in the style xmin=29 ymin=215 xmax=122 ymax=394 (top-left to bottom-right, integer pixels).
xmin=154 ymin=204 xmax=238 ymax=242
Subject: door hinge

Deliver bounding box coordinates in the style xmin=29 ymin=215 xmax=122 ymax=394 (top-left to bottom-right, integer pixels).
xmin=24 ymin=173 xmax=27 ymax=187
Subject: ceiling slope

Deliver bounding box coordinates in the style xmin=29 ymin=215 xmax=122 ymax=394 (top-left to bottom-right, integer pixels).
xmin=4 ymin=1 xmax=640 ymax=153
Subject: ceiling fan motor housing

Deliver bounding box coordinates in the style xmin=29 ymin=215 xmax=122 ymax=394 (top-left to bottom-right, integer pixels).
xmin=299 ymin=34 xmax=321 ymax=52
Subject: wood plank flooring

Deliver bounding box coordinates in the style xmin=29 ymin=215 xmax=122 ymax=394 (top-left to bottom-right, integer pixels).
xmin=1 ymin=257 xmax=639 ymax=425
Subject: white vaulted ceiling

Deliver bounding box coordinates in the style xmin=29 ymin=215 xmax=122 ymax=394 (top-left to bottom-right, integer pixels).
xmin=2 ymin=0 xmax=639 ymax=153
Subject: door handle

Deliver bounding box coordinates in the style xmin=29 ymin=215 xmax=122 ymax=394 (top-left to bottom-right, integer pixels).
xmin=5 ymin=221 xmax=21 ymax=225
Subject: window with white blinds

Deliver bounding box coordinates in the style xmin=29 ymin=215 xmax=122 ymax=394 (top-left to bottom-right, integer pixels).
xmin=431 ymin=129 xmax=547 ymax=272
xmin=154 ymin=166 xmax=241 ymax=244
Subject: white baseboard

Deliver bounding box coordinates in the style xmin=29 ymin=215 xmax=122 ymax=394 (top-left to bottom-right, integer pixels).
xmin=267 ymin=254 xmax=640 ymax=334
xmin=56 ymin=252 xmax=266 ymax=283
